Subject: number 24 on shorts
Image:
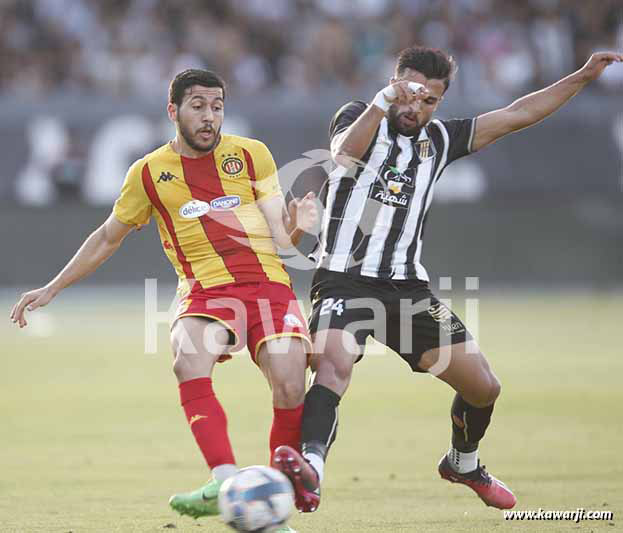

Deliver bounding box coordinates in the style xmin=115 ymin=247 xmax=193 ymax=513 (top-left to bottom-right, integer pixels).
xmin=319 ymin=298 xmax=345 ymax=316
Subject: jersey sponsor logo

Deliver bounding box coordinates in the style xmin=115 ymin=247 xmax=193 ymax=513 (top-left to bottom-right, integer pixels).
xmin=387 ymin=180 xmax=404 ymax=194
xmin=158 ymin=171 xmax=178 ymax=183
xmin=383 ymin=165 xmax=415 ymax=186
xmin=179 ymin=199 xmax=210 ymax=219
xmin=373 ymin=189 xmax=410 ymax=207
xmin=211 ymin=195 xmax=241 ymax=210
xmin=440 ymin=321 xmax=466 ymax=335
xmin=221 ymin=156 xmax=244 ymax=176
xmin=371 ymin=164 xmax=416 ymax=209
xmin=283 ymin=313 xmax=303 ymax=328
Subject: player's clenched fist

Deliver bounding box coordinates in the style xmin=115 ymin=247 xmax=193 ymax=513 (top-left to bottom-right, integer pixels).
xmin=288 ymin=191 xmax=318 ymax=233
xmin=10 ymin=286 xmax=57 ymax=328
xmin=372 ymin=80 xmax=430 ymax=112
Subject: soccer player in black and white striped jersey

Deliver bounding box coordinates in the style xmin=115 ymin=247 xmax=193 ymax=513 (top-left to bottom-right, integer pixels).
xmin=271 ymin=46 xmax=622 ymax=512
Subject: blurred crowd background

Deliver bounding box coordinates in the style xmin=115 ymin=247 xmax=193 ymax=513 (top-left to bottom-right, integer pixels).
xmin=2 ymin=0 xmax=622 ymax=103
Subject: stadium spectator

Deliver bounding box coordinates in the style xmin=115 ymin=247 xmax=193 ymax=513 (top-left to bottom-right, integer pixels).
xmin=1 ymin=0 xmax=620 ymax=101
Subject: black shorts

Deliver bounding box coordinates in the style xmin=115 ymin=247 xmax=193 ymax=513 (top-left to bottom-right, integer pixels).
xmin=308 ymin=268 xmax=473 ymax=373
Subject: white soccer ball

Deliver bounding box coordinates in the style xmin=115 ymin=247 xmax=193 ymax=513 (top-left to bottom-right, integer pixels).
xmin=218 ymin=465 xmax=295 ymax=532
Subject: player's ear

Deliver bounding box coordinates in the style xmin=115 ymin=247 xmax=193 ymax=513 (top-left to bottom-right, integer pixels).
xmin=167 ymin=102 xmax=177 ymax=122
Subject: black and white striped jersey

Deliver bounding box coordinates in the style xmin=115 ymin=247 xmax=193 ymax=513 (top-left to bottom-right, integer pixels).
xmin=313 ymin=100 xmax=476 ymax=281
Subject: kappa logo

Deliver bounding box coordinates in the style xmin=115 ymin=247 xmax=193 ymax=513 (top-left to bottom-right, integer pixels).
xmin=428 ymin=303 xmax=452 ymax=322
xmin=179 ymin=199 xmax=210 ymax=219
xmin=158 ymin=171 xmax=178 ymax=183
xmin=222 ymin=156 xmax=244 ymax=176
xmin=283 ymin=313 xmax=303 ymax=328
xmin=189 ymin=414 xmax=208 ymax=426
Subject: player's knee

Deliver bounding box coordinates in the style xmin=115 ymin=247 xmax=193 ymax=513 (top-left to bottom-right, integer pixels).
xmin=314 ymin=352 xmax=354 ymax=393
xmin=488 ymin=374 xmax=501 ymax=404
xmin=272 ymin=379 xmax=305 ymax=407
xmin=470 ymin=373 xmax=501 ymax=407
xmin=171 ymin=350 xmax=217 ymax=381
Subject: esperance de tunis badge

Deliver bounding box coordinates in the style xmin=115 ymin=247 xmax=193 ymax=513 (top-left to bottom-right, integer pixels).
xmin=222 ymin=155 xmax=244 ymax=176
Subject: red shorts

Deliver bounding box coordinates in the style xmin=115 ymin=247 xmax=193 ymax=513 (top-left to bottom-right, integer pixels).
xmin=174 ymin=281 xmax=311 ymax=363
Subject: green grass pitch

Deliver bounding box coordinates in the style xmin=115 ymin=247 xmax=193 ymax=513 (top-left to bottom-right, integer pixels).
xmin=1 ymin=289 xmax=621 ymax=532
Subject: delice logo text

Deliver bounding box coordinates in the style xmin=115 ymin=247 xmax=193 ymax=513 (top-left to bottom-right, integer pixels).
xmin=211 ymin=195 xmax=241 ymax=210
xmin=179 ymin=200 xmax=210 ymax=219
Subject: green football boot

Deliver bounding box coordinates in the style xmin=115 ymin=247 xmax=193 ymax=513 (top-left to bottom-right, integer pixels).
xmin=168 ymin=478 xmax=222 ymax=518
xmin=275 ymin=527 xmax=297 ymax=533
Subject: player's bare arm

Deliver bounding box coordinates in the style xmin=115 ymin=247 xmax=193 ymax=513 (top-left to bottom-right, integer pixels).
xmin=472 ymin=51 xmax=623 ymax=152
xmin=10 ymin=213 xmax=134 ymax=328
xmin=258 ymin=192 xmax=318 ymax=249
xmin=331 ymin=80 xmax=429 ymax=166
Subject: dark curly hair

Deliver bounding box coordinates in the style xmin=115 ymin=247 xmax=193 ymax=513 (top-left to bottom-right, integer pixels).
xmin=168 ymin=69 xmax=226 ymax=106
xmin=395 ymin=46 xmax=458 ymax=92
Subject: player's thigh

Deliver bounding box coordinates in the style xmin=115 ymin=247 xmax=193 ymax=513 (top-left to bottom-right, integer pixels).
xmin=256 ymin=337 xmax=308 ymax=406
xmin=170 ymin=316 xmax=233 ymax=378
xmin=385 ymin=294 xmax=471 ymax=373
xmin=309 ymin=291 xmax=372 ymax=395
xmin=422 ymin=341 xmax=501 ymax=407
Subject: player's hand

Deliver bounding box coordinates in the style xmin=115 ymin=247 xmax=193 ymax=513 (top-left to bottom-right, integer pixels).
xmin=579 ymin=51 xmax=623 ymax=82
xmin=288 ymin=192 xmax=318 ymax=233
xmin=10 ymin=286 xmax=57 ymax=328
xmin=372 ymin=81 xmax=429 ymax=112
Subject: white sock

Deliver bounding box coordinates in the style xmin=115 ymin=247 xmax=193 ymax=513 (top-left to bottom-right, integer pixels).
xmin=447 ymin=447 xmax=478 ymax=474
xmin=303 ymin=452 xmax=324 ymax=483
xmin=212 ymin=463 xmax=238 ymax=482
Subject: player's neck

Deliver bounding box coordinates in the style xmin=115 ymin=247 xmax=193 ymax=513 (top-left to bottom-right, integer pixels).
xmin=170 ymin=135 xmax=221 ymax=159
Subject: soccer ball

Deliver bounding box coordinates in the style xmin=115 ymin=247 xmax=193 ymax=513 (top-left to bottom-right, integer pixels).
xmin=218 ymin=465 xmax=295 ymax=532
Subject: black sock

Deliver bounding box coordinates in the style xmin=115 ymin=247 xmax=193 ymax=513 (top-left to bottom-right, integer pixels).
xmin=450 ymin=393 xmax=495 ymax=453
xmin=301 ymin=384 xmax=341 ymax=460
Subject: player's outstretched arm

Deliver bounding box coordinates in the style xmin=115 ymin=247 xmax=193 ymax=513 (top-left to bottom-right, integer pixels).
xmin=10 ymin=213 xmax=134 ymax=328
xmin=332 ymin=81 xmax=428 ymax=166
xmin=472 ymin=51 xmax=623 ymax=152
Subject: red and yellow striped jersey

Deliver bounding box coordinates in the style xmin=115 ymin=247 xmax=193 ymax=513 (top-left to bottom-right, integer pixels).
xmin=113 ymin=135 xmax=291 ymax=295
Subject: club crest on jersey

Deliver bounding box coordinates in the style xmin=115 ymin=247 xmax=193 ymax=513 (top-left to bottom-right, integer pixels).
xmin=428 ymin=303 xmax=452 ymax=322
xmin=211 ymin=195 xmax=241 ymax=210
xmin=179 ymin=200 xmax=210 ymax=219
xmin=415 ymin=139 xmax=435 ymax=160
xmin=222 ymin=156 xmax=244 ymax=176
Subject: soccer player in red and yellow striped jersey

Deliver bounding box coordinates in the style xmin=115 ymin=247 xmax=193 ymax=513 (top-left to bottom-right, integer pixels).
xmin=11 ymin=69 xmax=317 ymax=528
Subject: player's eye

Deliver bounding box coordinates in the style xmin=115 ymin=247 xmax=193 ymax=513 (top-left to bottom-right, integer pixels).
xmin=213 ymin=106 xmax=223 ymax=112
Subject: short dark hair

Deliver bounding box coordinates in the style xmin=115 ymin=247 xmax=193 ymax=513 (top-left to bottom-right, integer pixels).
xmin=395 ymin=46 xmax=457 ymax=92
xmin=168 ymin=69 xmax=226 ymax=106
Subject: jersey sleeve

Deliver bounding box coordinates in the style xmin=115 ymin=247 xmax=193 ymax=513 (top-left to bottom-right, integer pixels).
xmin=329 ymin=100 xmax=368 ymax=142
xmin=113 ymin=159 xmax=152 ymax=226
xmin=250 ymin=141 xmax=282 ymax=201
xmin=439 ymin=118 xmax=477 ymax=165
